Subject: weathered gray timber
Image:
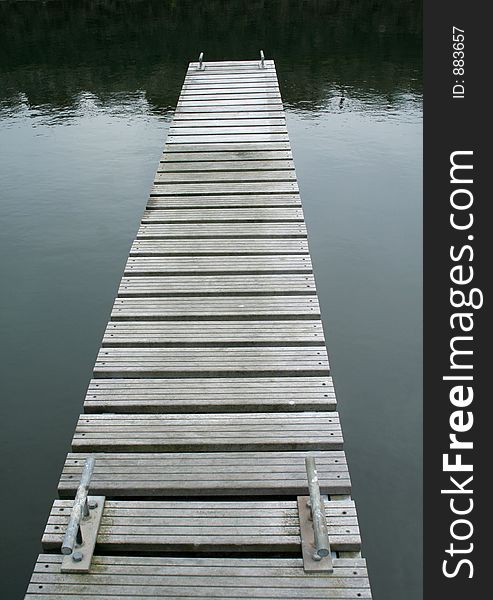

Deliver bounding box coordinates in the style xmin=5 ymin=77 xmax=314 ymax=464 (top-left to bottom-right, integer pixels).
xmin=83 ymin=377 xmax=335 ymax=413
xmin=27 ymin=556 xmax=371 ymax=599
xmin=118 ymin=274 xmax=316 ymax=296
xmin=110 ymin=296 xmax=320 ymax=319
xmin=72 ymin=412 xmax=342 ymax=452
xmin=93 ymin=347 xmax=329 ymax=378
xmin=130 ymin=239 xmax=308 ymax=254
xmin=43 ymin=499 xmax=360 ymax=553
xmin=25 ymin=58 xmax=371 ymax=599
xmin=58 ymin=451 xmax=349 ymax=497
xmin=137 ymin=222 xmax=307 ymax=238
xmin=141 ymin=206 xmax=302 ymax=219
xmin=102 ymin=320 xmax=325 ymax=347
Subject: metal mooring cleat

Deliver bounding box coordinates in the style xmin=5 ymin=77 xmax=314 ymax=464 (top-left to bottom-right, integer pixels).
xmin=60 ymin=457 xmax=105 ymax=574
xmin=297 ymin=457 xmax=334 ymax=573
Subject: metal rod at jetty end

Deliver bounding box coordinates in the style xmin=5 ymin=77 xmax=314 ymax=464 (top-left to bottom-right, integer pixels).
xmin=61 ymin=457 xmax=95 ymax=555
xmin=198 ymin=52 xmax=204 ymax=70
xmin=260 ymin=50 xmax=265 ymax=68
xmin=305 ymin=457 xmax=331 ymax=558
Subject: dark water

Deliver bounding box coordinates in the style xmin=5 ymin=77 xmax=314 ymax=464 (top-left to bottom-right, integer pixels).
xmin=0 ymin=1 xmax=422 ymax=598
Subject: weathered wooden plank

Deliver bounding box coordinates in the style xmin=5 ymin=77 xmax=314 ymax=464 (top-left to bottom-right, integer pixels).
xmin=177 ymin=99 xmax=283 ymax=107
xmin=35 ymin=555 xmax=367 ymax=572
xmin=176 ymin=99 xmax=282 ymax=107
xmin=72 ymin=411 xmax=340 ymax=451
xmin=185 ymin=70 xmax=277 ymax=77
xmin=118 ymin=274 xmax=316 ymax=297
xmin=168 ymin=127 xmax=287 ymax=137
xmin=84 ymin=376 xmax=335 ymax=413
xmin=136 ymin=222 xmax=307 ymax=239
xmin=160 ymin=160 xmax=294 ymax=171
xmin=184 ymin=75 xmax=279 ymax=82
xmin=179 ymin=91 xmax=280 ymax=98
xmin=182 ymin=85 xmax=280 ymax=93
xmin=173 ymin=113 xmax=285 ymax=121
xmin=26 ymin=586 xmax=370 ymax=599
xmin=158 ymin=159 xmax=293 ymax=172
xmin=178 ymin=91 xmax=281 ymax=99
xmin=182 ymin=82 xmax=280 ymax=90
xmin=186 ymin=68 xmax=275 ymax=75
xmin=181 ymin=77 xmax=279 ymax=85
xmin=34 ymin=554 xmax=366 ymax=568
xmin=111 ymin=295 xmax=319 ymax=319
xmin=183 ymin=76 xmax=279 ymax=83
xmin=186 ymin=68 xmax=275 ymax=74
xmin=163 ymin=142 xmax=291 ymax=152
xmin=47 ymin=497 xmax=358 ymax=514
xmin=102 ymin=320 xmax=324 ymax=347
xmin=185 ymin=71 xmax=278 ymax=77
xmin=183 ymin=77 xmax=279 ymax=82
xmin=183 ymin=76 xmax=280 ymax=81
xmin=167 ymin=134 xmax=288 ymax=144
xmin=42 ymin=498 xmax=360 ymax=553
xmin=129 ymin=239 xmax=308 ymax=255
xmin=150 ymin=182 xmax=299 ymax=195
xmin=59 ymin=450 xmax=347 ymax=496
xmin=183 ymin=76 xmax=279 ymax=81
xmin=161 ymin=152 xmax=292 ymax=163
xmin=176 ymin=107 xmax=285 ymax=116
xmin=180 ymin=88 xmax=281 ymax=95
xmin=124 ymin=256 xmax=312 ymax=276
xmin=146 ymin=195 xmax=301 ymax=208
xmin=76 ymin=412 xmax=337 ymax=424
xmin=183 ymin=77 xmax=280 ymax=83
xmin=176 ymin=105 xmax=284 ymax=115
xmin=180 ymin=91 xmax=281 ymax=98
xmin=32 ymin=557 xmax=369 ymax=578
xmin=157 ymin=166 xmax=296 ymax=182
xmin=182 ymin=77 xmax=279 ymax=84
xmin=186 ymin=67 xmax=276 ymax=72
xmin=183 ymin=82 xmax=280 ymax=89
xmin=27 ymin=555 xmax=371 ymax=599
xmin=94 ymin=346 xmax=329 ymax=379
xmin=170 ymin=120 xmax=286 ymax=129
xmin=189 ymin=60 xmax=275 ymax=67
xmin=141 ymin=207 xmax=303 ymax=221
xmin=154 ymin=171 xmax=295 ymax=184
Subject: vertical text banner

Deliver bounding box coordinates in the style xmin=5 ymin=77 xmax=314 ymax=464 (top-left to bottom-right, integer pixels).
xmin=424 ymin=1 xmax=488 ymax=598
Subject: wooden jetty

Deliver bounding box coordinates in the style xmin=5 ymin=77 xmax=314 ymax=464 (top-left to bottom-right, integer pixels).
xmin=25 ymin=57 xmax=372 ymax=599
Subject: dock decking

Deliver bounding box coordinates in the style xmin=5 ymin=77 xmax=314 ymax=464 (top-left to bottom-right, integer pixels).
xmin=25 ymin=58 xmax=372 ymax=599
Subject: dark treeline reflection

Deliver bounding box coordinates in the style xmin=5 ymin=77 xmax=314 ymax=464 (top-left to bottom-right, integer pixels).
xmin=1 ymin=0 xmax=421 ymax=115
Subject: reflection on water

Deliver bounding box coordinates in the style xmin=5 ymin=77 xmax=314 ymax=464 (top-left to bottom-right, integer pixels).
xmin=0 ymin=0 xmax=421 ymax=116
xmin=0 ymin=1 xmax=422 ymax=598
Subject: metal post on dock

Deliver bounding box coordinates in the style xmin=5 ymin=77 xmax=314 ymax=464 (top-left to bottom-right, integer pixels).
xmin=297 ymin=457 xmax=333 ymax=573
xmin=259 ymin=50 xmax=265 ymax=68
xmin=198 ymin=52 xmax=204 ymax=70
xmin=61 ymin=457 xmax=95 ymax=555
xmin=305 ymin=457 xmax=331 ymax=559
xmin=60 ymin=457 xmax=105 ymax=574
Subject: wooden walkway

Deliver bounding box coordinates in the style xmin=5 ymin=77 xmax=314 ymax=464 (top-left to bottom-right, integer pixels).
xmin=25 ymin=59 xmax=372 ymax=599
